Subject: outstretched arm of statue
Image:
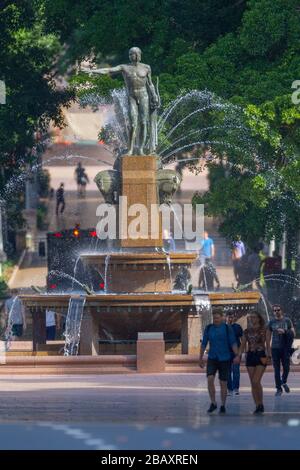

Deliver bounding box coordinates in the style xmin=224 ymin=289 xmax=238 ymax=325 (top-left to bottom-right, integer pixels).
xmin=81 ymin=65 xmax=123 ymax=75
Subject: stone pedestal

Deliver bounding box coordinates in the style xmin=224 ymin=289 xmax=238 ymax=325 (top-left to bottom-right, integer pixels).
xmin=137 ymin=333 xmax=165 ymax=373
xmin=181 ymin=313 xmax=202 ymax=355
xmin=79 ymin=311 xmax=99 ymax=356
xmin=120 ymin=155 xmax=162 ymax=248
xmin=31 ymin=307 xmax=46 ymax=352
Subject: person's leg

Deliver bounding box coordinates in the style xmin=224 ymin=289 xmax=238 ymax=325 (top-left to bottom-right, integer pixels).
xmin=220 ymin=380 xmax=228 ymax=407
xmin=46 ymin=326 xmax=56 ymax=341
xmin=247 ymin=367 xmax=257 ymax=405
xmin=281 ymin=348 xmax=290 ymax=386
xmin=219 ymin=361 xmax=230 ymax=407
xmin=227 ymin=360 xmax=233 ymax=392
xmin=271 ymin=348 xmax=282 ymax=390
xmin=138 ymin=95 xmax=149 ymax=155
xmin=56 ymin=200 xmax=59 ymax=215
xmin=60 ymin=199 xmax=65 ymax=214
xmin=232 ymin=363 xmax=241 ymax=391
xmin=128 ymin=98 xmax=138 ymax=155
xmin=207 ymin=375 xmax=216 ymax=404
xmin=251 ymin=366 xmax=266 ymax=406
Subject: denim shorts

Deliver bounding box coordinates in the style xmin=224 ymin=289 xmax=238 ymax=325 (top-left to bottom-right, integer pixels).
xmin=246 ymin=350 xmax=267 ymax=367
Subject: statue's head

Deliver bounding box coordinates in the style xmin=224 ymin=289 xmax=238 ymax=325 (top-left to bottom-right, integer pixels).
xmin=129 ymin=47 xmax=142 ymax=63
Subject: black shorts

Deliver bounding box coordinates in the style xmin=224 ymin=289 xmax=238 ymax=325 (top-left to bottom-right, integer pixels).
xmin=206 ymin=358 xmax=230 ymax=381
xmin=12 ymin=324 xmax=23 ymax=337
xmin=246 ymin=350 xmax=267 ymax=367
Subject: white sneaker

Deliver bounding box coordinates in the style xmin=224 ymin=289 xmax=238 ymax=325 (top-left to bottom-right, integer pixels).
xmin=227 ymin=390 xmax=233 ymax=397
xmin=234 ymin=389 xmax=239 ymax=395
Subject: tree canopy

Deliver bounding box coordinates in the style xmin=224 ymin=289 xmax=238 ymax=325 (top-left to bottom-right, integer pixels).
xmin=1 ymin=0 xmax=299 ymax=251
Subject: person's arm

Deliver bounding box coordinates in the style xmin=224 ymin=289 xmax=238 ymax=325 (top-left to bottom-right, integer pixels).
xmin=199 ymin=326 xmax=209 ymax=368
xmin=287 ymin=318 xmax=296 ymax=337
xmin=228 ymin=325 xmax=239 ymax=361
xmin=266 ymin=322 xmax=272 ymax=350
xmin=266 ymin=327 xmax=272 ymax=359
xmin=239 ymin=334 xmax=246 ymax=357
xmin=146 ymin=67 xmax=159 ymax=108
xmin=81 ymin=65 xmax=123 ymax=75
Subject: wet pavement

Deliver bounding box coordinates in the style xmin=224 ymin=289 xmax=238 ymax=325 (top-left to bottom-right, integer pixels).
xmin=0 ymin=372 xmax=299 ymax=449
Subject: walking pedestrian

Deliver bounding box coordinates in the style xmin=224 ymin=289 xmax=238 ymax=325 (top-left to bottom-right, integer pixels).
xmin=80 ymin=169 xmax=89 ymax=197
xmin=231 ymin=235 xmax=246 ymax=286
xmin=199 ymin=309 xmax=240 ymax=414
xmin=226 ymin=311 xmax=243 ymax=395
xmin=239 ymin=311 xmax=271 ymax=414
xmin=56 ymin=183 xmax=65 ymax=216
xmin=75 ymin=162 xmax=86 ymax=196
xmin=266 ymin=304 xmax=295 ymax=396
xmin=4 ymin=289 xmax=26 ymax=341
xmin=199 ymin=231 xmax=215 ymax=264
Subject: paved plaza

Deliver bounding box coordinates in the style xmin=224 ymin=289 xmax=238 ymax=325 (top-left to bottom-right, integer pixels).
xmin=0 ymin=372 xmax=299 ymax=450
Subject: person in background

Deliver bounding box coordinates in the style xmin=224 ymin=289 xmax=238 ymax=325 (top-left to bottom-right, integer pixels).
xmin=163 ymin=228 xmax=176 ymax=252
xmin=266 ymin=304 xmax=295 ymax=396
xmin=198 ymin=258 xmax=220 ymax=291
xmin=75 ymin=162 xmax=85 ymax=196
xmin=231 ymin=235 xmax=246 ymax=286
xmin=239 ymin=311 xmax=271 ymax=414
xmin=199 ymin=309 xmax=239 ymax=414
xmin=80 ymin=169 xmax=90 ymax=197
xmin=199 ymin=231 xmax=215 ymax=264
xmin=247 ymin=245 xmax=262 ymax=288
xmin=262 ymin=251 xmax=282 ymax=304
xmin=56 ymin=182 xmax=65 ymax=216
xmin=226 ymin=311 xmax=243 ymax=395
xmin=46 ymin=309 xmax=57 ymax=341
xmin=4 ymin=289 xmax=26 ymax=340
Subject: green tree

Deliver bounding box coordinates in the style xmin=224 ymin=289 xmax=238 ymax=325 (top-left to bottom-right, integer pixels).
xmin=0 ymin=1 xmax=73 ymax=242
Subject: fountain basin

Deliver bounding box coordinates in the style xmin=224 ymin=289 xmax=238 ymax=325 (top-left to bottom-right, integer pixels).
xmin=20 ymin=291 xmax=260 ymax=356
xmin=81 ymin=252 xmax=197 ymax=293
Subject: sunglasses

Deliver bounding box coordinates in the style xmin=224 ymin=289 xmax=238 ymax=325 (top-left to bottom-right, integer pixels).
xmin=273 ymin=308 xmax=281 ymax=312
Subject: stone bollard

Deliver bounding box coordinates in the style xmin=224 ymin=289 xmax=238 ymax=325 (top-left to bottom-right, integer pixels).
xmin=136 ymin=332 xmax=165 ymax=373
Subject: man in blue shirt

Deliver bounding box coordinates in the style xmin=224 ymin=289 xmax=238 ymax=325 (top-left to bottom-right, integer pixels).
xmin=199 ymin=231 xmax=215 ymax=264
xmin=199 ymin=309 xmax=239 ymax=414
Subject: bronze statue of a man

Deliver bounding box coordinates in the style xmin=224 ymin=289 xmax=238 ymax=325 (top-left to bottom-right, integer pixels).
xmin=81 ymin=47 xmax=160 ymax=155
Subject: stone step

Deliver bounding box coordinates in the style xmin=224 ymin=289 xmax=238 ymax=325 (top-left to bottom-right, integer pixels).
xmin=0 ymin=366 xmax=136 ymax=375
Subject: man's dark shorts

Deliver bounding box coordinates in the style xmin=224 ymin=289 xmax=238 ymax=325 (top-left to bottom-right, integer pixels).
xmin=207 ymin=358 xmax=230 ymax=381
xmin=12 ymin=324 xmax=23 ymax=337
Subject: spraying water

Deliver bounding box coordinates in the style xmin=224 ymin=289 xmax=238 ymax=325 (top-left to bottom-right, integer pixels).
xmin=104 ymin=254 xmax=111 ymax=293
xmin=64 ymin=296 xmax=86 ymax=355
xmin=193 ymin=294 xmax=212 ymax=332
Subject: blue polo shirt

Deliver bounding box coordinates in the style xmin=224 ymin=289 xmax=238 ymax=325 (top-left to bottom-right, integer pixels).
xmin=202 ymin=323 xmax=237 ymax=361
xmin=200 ymin=237 xmax=214 ymax=258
